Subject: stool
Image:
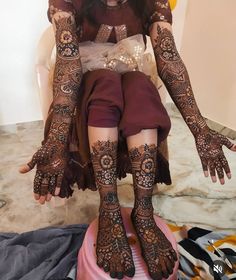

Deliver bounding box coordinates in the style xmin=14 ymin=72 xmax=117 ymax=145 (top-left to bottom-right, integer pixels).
xmin=77 ymin=207 xmax=179 ymax=279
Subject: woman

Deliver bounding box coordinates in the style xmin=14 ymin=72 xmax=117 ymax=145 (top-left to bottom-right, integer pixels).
xmin=20 ymin=0 xmax=236 ymax=279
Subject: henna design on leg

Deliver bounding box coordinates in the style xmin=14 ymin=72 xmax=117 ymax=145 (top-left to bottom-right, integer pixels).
xmin=129 ymin=144 xmax=177 ymax=280
xmin=91 ymin=140 xmax=135 ymax=279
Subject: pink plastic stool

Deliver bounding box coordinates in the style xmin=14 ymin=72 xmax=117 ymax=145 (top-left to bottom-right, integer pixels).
xmin=77 ymin=207 xmax=179 ymax=279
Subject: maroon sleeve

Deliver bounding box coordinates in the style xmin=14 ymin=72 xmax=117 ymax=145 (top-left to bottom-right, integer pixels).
xmin=47 ymin=0 xmax=76 ymax=22
xmin=146 ymin=0 xmax=173 ymax=29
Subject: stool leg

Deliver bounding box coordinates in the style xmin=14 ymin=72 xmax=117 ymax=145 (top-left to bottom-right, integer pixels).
xmin=88 ymin=126 xmax=135 ymax=279
xmin=127 ymin=129 xmax=178 ymax=280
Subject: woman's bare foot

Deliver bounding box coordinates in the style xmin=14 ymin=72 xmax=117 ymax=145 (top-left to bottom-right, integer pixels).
xmin=96 ymin=195 xmax=135 ymax=279
xmin=131 ymin=199 xmax=177 ymax=280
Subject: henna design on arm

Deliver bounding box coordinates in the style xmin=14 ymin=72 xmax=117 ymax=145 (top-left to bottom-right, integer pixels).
xmin=151 ymin=23 xmax=235 ymax=183
xmin=152 ymin=25 xmax=207 ymax=136
xmin=28 ymin=13 xmax=83 ymax=198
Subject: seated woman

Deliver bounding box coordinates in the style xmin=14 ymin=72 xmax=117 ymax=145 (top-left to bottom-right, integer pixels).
xmin=20 ymin=0 xmax=236 ymax=279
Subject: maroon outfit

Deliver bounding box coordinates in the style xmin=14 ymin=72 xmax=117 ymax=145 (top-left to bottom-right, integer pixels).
xmin=46 ymin=0 xmax=173 ymax=198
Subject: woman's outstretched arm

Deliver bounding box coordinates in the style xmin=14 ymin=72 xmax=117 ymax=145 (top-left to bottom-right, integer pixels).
xmin=20 ymin=11 xmax=82 ymax=204
xmin=150 ymin=21 xmax=236 ymax=184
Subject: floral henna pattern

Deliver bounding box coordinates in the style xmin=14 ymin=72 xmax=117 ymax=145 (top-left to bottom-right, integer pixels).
xmin=195 ymin=129 xmax=233 ymax=179
xmin=131 ymin=206 xmax=177 ymax=280
xmin=128 ymin=144 xmax=157 ymax=192
xmin=129 ymin=144 xmax=177 ymax=279
xmin=29 ymin=14 xmax=82 ymax=197
xmin=153 ymin=26 xmax=207 ymax=136
xmin=91 ymin=140 xmax=118 ymax=189
xmin=97 ymin=207 xmax=135 ymax=278
xmin=91 ymin=141 xmax=135 ymax=278
xmin=152 ymin=25 xmax=234 ymax=182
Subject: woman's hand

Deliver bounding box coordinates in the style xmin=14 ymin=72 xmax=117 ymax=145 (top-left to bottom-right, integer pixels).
xmin=19 ymin=139 xmax=69 ymax=204
xmin=195 ymin=129 xmax=236 ymax=184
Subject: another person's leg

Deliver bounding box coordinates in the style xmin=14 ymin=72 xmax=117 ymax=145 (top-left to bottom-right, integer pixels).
xmin=87 ymin=70 xmax=135 ymax=279
xmin=121 ymin=72 xmax=177 ymax=280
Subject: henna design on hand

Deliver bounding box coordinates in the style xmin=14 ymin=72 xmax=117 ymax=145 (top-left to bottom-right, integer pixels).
xmin=29 ymin=138 xmax=69 ymax=196
xmin=195 ymin=129 xmax=233 ymax=183
xmin=129 ymin=144 xmax=177 ymax=279
xmin=153 ymin=25 xmax=207 ymax=136
xmin=90 ymin=140 xmax=135 ymax=278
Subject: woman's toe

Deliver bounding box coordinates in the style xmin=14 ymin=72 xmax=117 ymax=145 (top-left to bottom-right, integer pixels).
xmin=54 ymin=187 xmax=61 ymax=196
xmin=150 ymin=269 xmax=162 ymax=280
xmin=103 ymin=261 xmax=110 ymax=273
xmin=116 ymin=271 xmax=124 ymax=279
xmin=164 ymin=257 xmax=174 ymax=275
xmin=171 ymin=249 xmax=178 ymax=261
xmin=110 ymin=271 xmax=117 ymax=278
xmin=124 ymin=266 xmax=135 ymax=277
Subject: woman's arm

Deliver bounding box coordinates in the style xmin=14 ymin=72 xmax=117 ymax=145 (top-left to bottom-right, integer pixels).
xmin=20 ymin=11 xmax=82 ymax=203
xmin=150 ymin=22 xmax=207 ymax=136
xmin=150 ymin=21 xmax=236 ymax=184
xmin=49 ymin=12 xmax=82 ymax=145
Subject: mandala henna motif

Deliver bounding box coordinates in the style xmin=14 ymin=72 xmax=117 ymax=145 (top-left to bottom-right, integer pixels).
xmin=90 ymin=141 xmax=135 ymax=278
xmin=129 ymin=144 xmax=177 ymax=279
xmin=30 ymin=14 xmax=82 ymax=197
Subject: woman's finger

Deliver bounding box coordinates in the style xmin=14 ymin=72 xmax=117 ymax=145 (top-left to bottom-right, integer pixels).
xmin=209 ymin=161 xmax=217 ymax=183
xmin=39 ymin=195 xmax=47 ymax=205
xmin=55 ymin=172 xmax=63 ymax=196
xmin=215 ymin=159 xmax=225 ymax=185
xmin=219 ymin=155 xmax=231 ymax=179
xmin=46 ymin=193 xmax=53 ymax=202
xmin=34 ymin=193 xmax=40 ymax=200
xmin=33 ymin=170 xmax=43 ymax=197
xmin=221 ymin=136 xmax=235 ymax=150
xmin=19 ymin=164 xmax=32 ymax=174
xmin=201 ymin=158 xmax=209 ymax=177
xmin=38 ymin=175 xmax=50 ymax=205
xmin=48 ymin=175 xmax=57 ymax=195
xmin=40 ymin=175 xmax=50 ymax=196
xmin=19 ymin=160 xmax=36 ymax=174
xmin=55 ymin=187 xmax=61 ymax=196
xmin=230 ymin=144 xmax=236 ymax=152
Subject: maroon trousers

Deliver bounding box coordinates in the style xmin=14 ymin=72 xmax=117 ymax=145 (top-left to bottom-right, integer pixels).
xmin=86 ymin=69 xmax=171 ymax=142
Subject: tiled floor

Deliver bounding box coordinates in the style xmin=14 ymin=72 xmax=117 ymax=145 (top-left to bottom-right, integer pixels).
xmin=0 ymin=107 xmax=236 ymax=233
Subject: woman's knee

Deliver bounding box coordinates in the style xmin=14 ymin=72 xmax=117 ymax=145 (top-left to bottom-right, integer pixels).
xmin=87 ymin=70 xmax=124 ymax=127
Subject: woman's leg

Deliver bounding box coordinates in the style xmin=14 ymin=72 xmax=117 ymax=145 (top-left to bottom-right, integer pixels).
xmin=120 ymin=71 xmax=177 ymax=280
xmin=88 ymin=126 xmax=135 ymax=279
xmin=127 ymin=129 xmax=177 ymax=280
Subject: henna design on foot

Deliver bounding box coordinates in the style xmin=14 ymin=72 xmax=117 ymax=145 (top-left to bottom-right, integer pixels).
xmin=91 ymin=140 xmax=135 ymax=279
xmin=129 ymin=144 xmax=177 ymax=280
